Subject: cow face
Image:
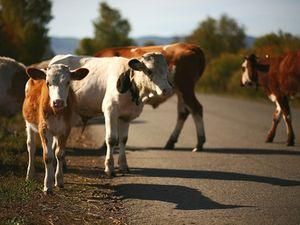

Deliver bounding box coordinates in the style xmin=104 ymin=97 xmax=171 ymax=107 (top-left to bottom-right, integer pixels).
xmin=26 ymin=64 xmax=89 ymax=111
xmin=241 ymin=54 xmax=258 ymax=87
xmin=126 ymin=52 xmax=173 ymax=102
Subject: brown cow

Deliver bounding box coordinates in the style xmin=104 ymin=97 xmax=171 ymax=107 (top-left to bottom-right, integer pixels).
xmin=241 ymin=52 xmax=300 ymax=146
xmin=0 ymin=57 xmax=28 ymax=116
xmin=23 ymin=64 xmax=88 ymax=194
xmin=94 ymin=43 xmax=206 ymax=151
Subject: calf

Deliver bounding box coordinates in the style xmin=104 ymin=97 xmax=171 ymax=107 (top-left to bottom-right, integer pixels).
xmin=23 ymin=64 xmax=88 ymax=194
xmin=241 ymin=51 xmax=300 ymax=146
xmin=0 ymin=57 xmax=28 ymax=116
xmin=49 ymin=53 xmax=172 ymax=177
xmin=94 ymin=43 xmax=206 ymax=151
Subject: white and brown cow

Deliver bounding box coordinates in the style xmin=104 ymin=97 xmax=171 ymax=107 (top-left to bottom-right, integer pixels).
xmin=0 ymin=57 xmax=28 ymax=116
xmin=241 ymin=51 xmax=300 ymax=146
xmin=94 ymin=43 xmax=206 ymax=152
xmin=23 ymin=64 xmax=88 ymax=194
xmin=49 ymin=53 xmax=172 ymax=177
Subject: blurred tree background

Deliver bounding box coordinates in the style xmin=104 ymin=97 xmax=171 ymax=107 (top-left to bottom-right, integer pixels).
xmin=76 ymin=2 xmax=134 ymax=55
xmin=0 ymin=0 xmax=52 ymax=65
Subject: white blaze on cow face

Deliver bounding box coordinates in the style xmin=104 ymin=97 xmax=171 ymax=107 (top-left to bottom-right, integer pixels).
xmin=241 ymin=60 xmax=252 ymax=86
xmin=26 ymin=64 xmax=89 ymax=111
xmin=133 ymin=52 xmax=172 ymax=101
xmin=46 ymin=65 xmax=72 ymax=110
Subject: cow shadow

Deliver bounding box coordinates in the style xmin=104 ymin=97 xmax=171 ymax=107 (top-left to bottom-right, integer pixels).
xmin=125 ymin=146 xmax=300 ymax=156
xmin=130 ymin=168 xmax=300 ymax=187
xmin=115 ymin=183 xmax=246 ymax=210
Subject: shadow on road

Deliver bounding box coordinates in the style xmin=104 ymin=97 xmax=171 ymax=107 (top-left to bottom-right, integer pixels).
xmin=126 ymin=146 xmax=300 ymax=156
xmin=65 ymin=147 xmax=105 ymax=157
xmin=130 ymin=168 xmax=300 ymax=187
xmin=115 ymin=183 xmax=245 ymax=210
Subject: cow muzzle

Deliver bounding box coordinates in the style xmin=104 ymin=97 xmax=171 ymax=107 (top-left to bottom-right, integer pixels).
xmin=52 ymin=99 xmax=65 ymax=110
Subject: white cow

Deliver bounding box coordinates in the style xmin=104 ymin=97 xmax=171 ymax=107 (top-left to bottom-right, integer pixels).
xmin=0 ymin=57 xmax=28 ymax=116
xmin=49 ymin=53 xmax=172 ymax=176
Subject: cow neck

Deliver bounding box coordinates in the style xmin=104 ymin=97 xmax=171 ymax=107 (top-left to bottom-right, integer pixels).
xmin=255 ymin=61 xmax=270 ymax=88
xmin=129 ymin=69 xmax=140 ymax=106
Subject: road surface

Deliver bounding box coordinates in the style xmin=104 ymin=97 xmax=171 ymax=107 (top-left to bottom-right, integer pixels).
xmin=72 ymin=94 xmax=300 ymax=225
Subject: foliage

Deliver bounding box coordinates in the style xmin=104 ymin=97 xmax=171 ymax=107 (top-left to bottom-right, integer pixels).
xmin=76 ymin=2 xmax=134 ymax=55
xmin=0 ymin=0 xmax=52 ymax=65
xmin=253 ymin=30 xmax=300 ymax=56
xmin=186 ymin=14 xmax=246 ymax=60
xmin=197 ymin=53 xmax=242 ymax=93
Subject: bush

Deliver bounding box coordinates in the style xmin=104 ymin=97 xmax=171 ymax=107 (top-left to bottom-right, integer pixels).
xmin=197 ymin=53 xmax=242 ymax=93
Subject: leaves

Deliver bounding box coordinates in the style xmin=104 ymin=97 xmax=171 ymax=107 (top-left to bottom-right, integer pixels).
xmin=0 ymin=0 xmax=52 ymax=64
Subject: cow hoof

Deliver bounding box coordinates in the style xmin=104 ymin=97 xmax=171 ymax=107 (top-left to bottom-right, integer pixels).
xmin=105 ymin=170 xmax=116 ymax=178
xmin=286 ymin=140 xmax=295 ymax=146
xmin=119 ymin=167 xmax=130 ymax=175
xmin=192 ymin=144 xmax=203 ymax=152
xmin=44 ymin=189 xmax=54 ymax=196
xmin=99 ymin=142 xmax=107 ymax=151
xmin=164 ymin=140 xmax=175 ymax=150
xmin=265 ymin=136 xmax=274 ymax=143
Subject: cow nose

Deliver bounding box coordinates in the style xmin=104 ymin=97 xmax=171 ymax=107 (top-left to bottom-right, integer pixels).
xmin=53 ymin=99 xmax=64 ymax=109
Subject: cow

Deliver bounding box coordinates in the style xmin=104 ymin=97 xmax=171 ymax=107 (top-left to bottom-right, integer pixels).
xmin=241 ymin=51 xmax=300 ymax=146
xmin=23 ymin=64 xmax=89 ymax=194
xmin=94 ymin=43 xmax=206 ymax=152
xmin=49 ymin=53 xmax=172 ymax=177
xmin=0 ymin=57 xmax=28 ymax=116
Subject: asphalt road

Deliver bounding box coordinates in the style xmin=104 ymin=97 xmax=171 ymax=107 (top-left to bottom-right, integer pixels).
xmin=100 ymin=94 xmax=300 ymax=225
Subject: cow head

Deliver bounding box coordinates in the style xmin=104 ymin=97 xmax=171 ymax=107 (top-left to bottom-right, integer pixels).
xmin=117 ymin=52 xmax=172 ymax=103
xmin=241 ymin=54 xmax=270 ymax=87
xmin=26 ymin=64 xmax=89 ymax=111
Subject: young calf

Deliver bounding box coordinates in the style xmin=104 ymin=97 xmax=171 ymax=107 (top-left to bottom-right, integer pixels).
xmin=23 ymin=64 xmax=88 ymax=194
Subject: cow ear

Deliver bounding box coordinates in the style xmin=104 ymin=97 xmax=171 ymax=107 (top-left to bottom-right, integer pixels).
xmin=26 ymin=67 xmax=46 ymax=80
xmin=128 ymin=59 xmax=145 ymax=71
xmin=117 ymin=71 xmax=131 ymax=93
xmin=70 ymin=68 xmax=89 ymax=80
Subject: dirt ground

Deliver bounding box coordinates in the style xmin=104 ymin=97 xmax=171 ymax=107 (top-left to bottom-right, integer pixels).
xmin=1 ymin=122 xmax=128 ymax=225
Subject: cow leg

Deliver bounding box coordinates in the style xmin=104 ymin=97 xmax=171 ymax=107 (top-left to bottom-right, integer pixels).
xmin=118 ymin=120 xmax=130 ymax=174
xmin=52 ymin=139 xmax=67 ymax=172
xmin=40 ymin=130 xmax=55 ymax=195
xmin=280 ymin=97 xmax=295 ymax=146
xmin=266 ymin=101 xmax=282 ymax=143
xmin=183 ymin=92 xmax=206 ymax=152
xmin=54 ymin=135 xmax=68 ymax=189
xmin=165 ymin=94 xmax=189 ymax=149
xmin=25 ymin=122 xmax=36 ymax=180
xmin=104 ymin=113 xmax=118 ymax=177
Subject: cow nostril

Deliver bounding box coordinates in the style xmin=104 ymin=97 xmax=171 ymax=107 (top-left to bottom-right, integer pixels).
xmin=162 ymin=88 xmax=172 ymax=96
xmin=53 ymin=100 xmax=64 ymax=108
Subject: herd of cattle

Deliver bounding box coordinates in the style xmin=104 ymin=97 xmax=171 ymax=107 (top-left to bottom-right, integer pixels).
xmin=0 ymin=42 xmax=299 ymax=194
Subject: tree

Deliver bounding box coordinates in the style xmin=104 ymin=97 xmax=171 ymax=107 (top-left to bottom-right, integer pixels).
xmin=76 ymin=2 xmax=134 ymax=55
xmin=253 ymin=31 xmax=300 ymax=56
xmin=0 ymin=0 xmax=52 ymax=65
xmin=186 ymin=14 xmax=246 ymax=60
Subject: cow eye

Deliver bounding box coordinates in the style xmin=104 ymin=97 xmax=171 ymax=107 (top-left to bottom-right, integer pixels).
xmin=66 ymin=81 xmax=70 ymax=86
xmin=46 ymin=81 xmax=50 ymax=86
xmin=242 ymin=67 xmax=246 ymax=72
